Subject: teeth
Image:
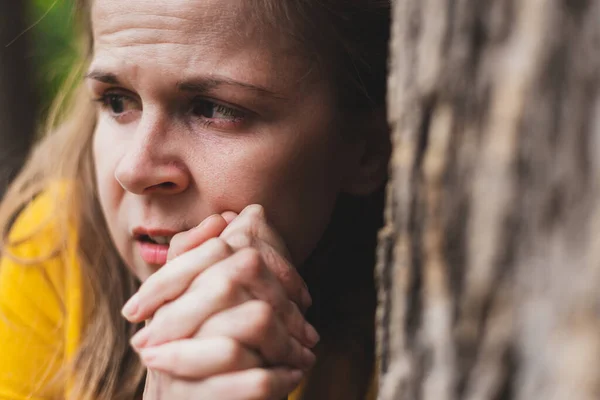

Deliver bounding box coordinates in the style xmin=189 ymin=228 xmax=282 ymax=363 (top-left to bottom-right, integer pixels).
xmin=149 ymin=236 xmax=172 ymax=245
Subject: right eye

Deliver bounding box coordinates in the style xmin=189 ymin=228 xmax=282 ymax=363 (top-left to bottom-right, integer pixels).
xmin=94 ymin=93 xmax=141 ymax=120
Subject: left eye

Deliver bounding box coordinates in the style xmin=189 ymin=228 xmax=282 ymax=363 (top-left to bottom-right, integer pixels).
xmin=192 ymin=100 xmax=243 ymax=121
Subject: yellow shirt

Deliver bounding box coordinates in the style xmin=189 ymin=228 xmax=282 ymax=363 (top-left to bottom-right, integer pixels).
xmin=0 ymin=192 xmax=81 ymax=400
xmin=0 ymin=193 xmax=376 ymax=399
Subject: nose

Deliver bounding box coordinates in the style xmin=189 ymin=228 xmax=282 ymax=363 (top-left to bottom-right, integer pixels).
xmin=114 ymin=114 xmax=190 ymax=195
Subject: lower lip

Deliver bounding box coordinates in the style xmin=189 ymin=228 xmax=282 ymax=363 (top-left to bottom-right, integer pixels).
xmin=138 ymin=241 xmax=169 ymax=265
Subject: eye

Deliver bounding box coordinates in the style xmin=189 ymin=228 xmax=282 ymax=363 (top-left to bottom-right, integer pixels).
xmin=191 ymin=99 xmax=245 ymax=129
xmin=94 ymin=93 xmax=141 ymax=120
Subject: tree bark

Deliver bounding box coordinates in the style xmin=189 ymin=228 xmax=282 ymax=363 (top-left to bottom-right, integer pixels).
xmin=377 ymin=1 xmax=600 ymax=399
xmin=0 ymin=1 xmax=37 ymax=198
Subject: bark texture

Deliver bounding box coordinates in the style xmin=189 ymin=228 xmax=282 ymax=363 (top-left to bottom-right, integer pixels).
xmin=377 ymin=1 xmax=600 ymax=399
xmin=0 ymin=1 xmax=37 ymax=198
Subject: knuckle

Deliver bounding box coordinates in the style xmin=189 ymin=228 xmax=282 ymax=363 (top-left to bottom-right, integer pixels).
xmin=283 ymin=302 xmax=306 ymax=342
xmin=287 ymin=337 xmax=301 ymax=361
xmin=138 ymin=274 xmax=159 ymax=298
xmin=271 ymin=337 xmax=293 ymax=365
xmin=234 ymin=205 xmax=265 ymax=235
xmin=217 ymin=337 xmax=245 ymax=366
xmin=287 ymin=300 xmax=302 ymax=324
xmin=160 ymin=344 xmax=181 ymax=371
xmin=212 ymin=276 xmax=238 ymax=300
xmin=260 ymin=246 xmax=286 ymax=274
xmin=278 ymin=335 xmax=296 ymax=363
xmin=248 ymin=301 xmax=275 ymax=333
xmin=205 ymin=237 xmax=232 ymax=257
xmin=147 ymin=278 xmax=169 ymax=297
xmin=226 ymin=232 xmax=253 ymax=249
xmin=151 ymin=304 xmax=170 ymax=326
xmin=238 ymin=248 xmax=263 ymax=275
xmin=247 ymin=370 xmax=272 ymax=399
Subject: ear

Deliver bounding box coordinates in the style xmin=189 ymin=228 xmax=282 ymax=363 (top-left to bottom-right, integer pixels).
xmin=342 ymin=106 xmax=391 ymax=196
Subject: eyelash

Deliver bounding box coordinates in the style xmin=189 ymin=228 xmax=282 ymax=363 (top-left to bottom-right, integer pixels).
xmin=93 ymin=92 xmax=246 ymax=129
xmin=190 ymin=98 xmax=245 ymax=128
xmin=93 ymin=92 xmax=139 ymax=122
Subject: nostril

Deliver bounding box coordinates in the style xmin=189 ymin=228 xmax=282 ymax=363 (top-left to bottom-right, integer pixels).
xmin=144 ymin=182 xmax=177 ymax=193
xmin=160 ymin=182 xmax=176 ymax=189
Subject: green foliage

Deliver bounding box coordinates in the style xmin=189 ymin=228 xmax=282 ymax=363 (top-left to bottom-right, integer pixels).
xmin=28 ymin=0 xmax=79 ymax=117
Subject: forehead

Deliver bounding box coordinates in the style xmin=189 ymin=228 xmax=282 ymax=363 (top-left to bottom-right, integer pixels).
xmin=92 ymin=0 xmax=251 ymax=47
xmin=90 ymin=0 xmax=310 ymax=91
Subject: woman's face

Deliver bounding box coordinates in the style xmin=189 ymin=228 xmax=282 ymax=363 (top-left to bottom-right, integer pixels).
xmin=90 ymin=0 xmax=364 ymax=280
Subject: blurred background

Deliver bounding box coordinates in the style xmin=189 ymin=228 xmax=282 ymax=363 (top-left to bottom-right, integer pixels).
xmin=0 ymin=0 xmax=78 ymax=198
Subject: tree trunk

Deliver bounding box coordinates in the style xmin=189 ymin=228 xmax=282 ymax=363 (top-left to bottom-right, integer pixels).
xmin=377 ymin=1 xmax=600 ymax=399
xmin=0 ymin=1 xmax=37 ymax=198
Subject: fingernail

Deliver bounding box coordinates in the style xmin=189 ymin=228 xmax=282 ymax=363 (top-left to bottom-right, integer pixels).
xmin=301 ymin=290 xmax=312 ymax=309
xmin=301 ymin=347 xmax=316 ymax=369
xmin=122 ymin=293 xmax=139 ymax=320
xmin=196 ymin=214 xmax=218 ymax=230
xmin=131 ymin=327 xmax=150 ymax=349
xmin=304 ymin=323 xmax=320 ymax=347
xmin=221 ymin=211 xmax=238 ymax=224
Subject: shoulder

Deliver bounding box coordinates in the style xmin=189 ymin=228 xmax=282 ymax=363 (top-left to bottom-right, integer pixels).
xmin=0 ymin=183 xmax=80 ymax=323
xmin=0 ymin=184 xmax=80 ymax=399
xmin=0 ymin=182 xmax=81 ymax=322
xmin=5 ymin=183 xmax=73 ymax=256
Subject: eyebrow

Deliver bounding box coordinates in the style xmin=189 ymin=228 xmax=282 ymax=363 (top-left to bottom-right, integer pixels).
xmin=85 ymin=71 xmax=120 ymax=85
xmin=178 ymin=78 xmax=286 ymax=100
xmin=85 ymin=70 xmax=287 ymax=100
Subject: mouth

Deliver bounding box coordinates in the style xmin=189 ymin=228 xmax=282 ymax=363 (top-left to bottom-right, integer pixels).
xmin=133 ymin=227 xmax=180 ymax=245
xmin=135 ymin=234 xmax=175 ymax=246
xmin=132 ymin=228 xmax=180 ymax=265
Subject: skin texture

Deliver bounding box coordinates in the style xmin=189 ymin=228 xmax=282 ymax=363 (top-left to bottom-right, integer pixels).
xmin=88 ymin=0 xmax=385 ymax=397
xmin=89 ymin=0 xmax=366 ymax=281
xmin=130 ymin=208 xmax=316 ymax=399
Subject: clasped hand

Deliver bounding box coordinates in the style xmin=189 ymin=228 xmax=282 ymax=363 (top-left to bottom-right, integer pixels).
xmin=121 ymin=205 xmax=318 ymax=399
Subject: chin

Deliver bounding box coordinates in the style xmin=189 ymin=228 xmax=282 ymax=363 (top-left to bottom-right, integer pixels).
xmin=123 ymin=256 xmax=153 ymax=282
xmin=136 ymin=265 xmax=159 ymax=282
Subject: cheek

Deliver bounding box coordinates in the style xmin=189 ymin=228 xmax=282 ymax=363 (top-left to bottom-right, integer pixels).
xmin=93 ymin=128 xmax=146 ymax=275
xmin=92 ymin=128 xmax=128 ymax=243
xmin=197 ymin=131 xmax=349 ymax=263
xmin=93 ymin=129 xmax=120 ymax=209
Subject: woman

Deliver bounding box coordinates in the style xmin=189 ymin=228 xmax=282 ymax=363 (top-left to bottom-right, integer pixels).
xmin=0 ymin=0 xmax=390 ymax=399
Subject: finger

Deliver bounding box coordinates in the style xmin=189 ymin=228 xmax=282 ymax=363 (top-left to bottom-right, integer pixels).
xmin=197 ymin=368 xmax=304 ymax=400
xmin=221 ymin=205 xmax=291 ymax=259
xmin=220 ymin=204 xmax=312 ymax=313
xmin=122 ymin=238 xmax=233 ymax=323
xmin=196 ymin=300 xmax=316 ymax=370
xmin=221 ymin=211 xmax=238 ymax=224
xmin=259 ymin=242 xmax=312 ymax=314
xmin=139 ymin=337 xmax=262 ymax=379
xmin=194 ymin=248 xmax=319 ymax=348
xmin=167 ymin=214 xmax=229 ymax=262
xmin=132 ymin=275 xmax=253 ymax=348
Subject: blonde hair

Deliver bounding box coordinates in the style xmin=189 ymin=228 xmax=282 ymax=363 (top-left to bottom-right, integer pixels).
xmin=0 ymin=1 xmax=144 ymax=398
xmin=0 ymin=1 xmax=390 ymax=399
